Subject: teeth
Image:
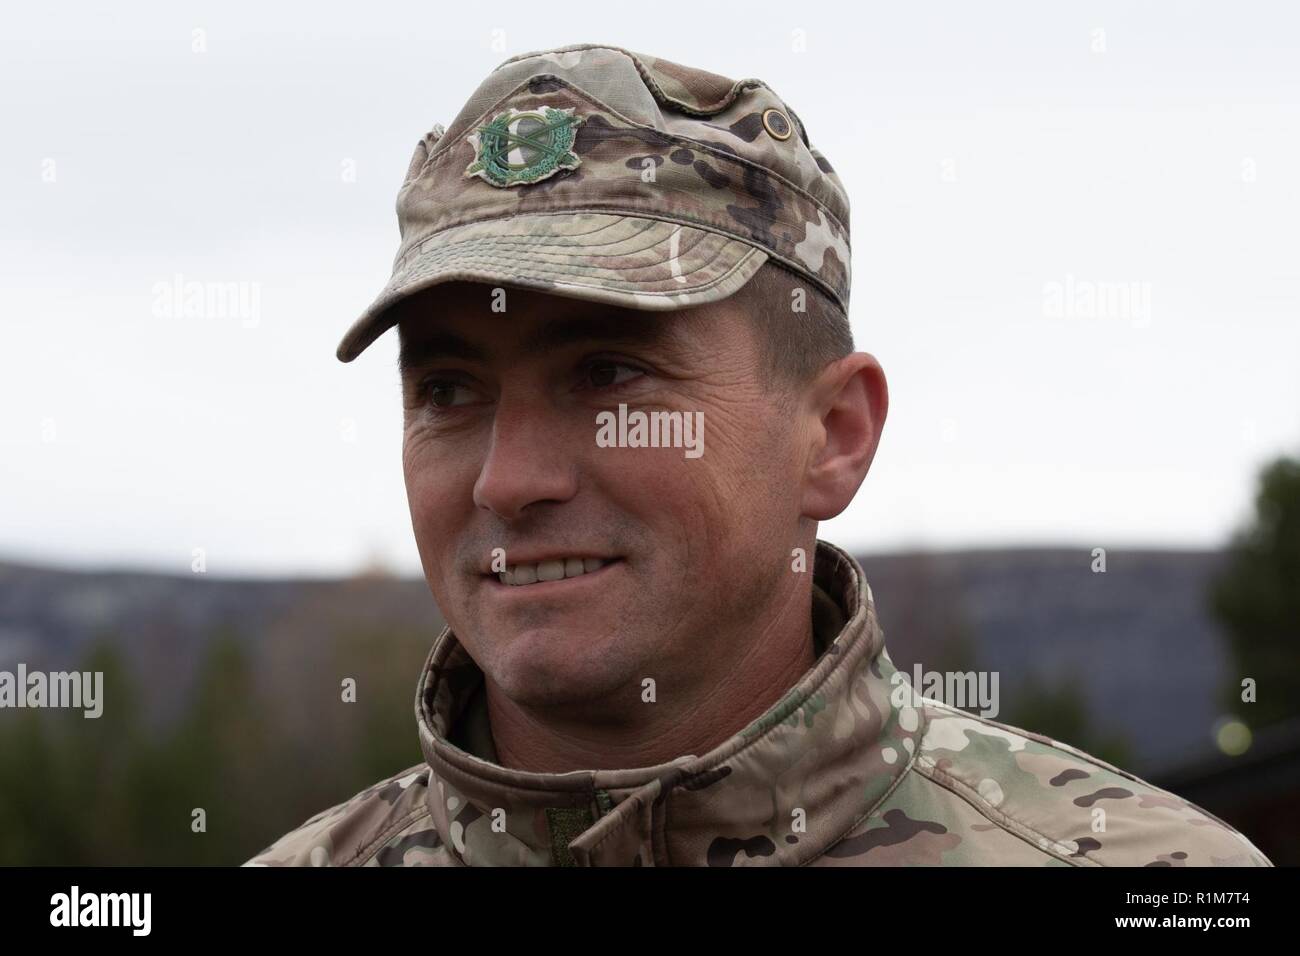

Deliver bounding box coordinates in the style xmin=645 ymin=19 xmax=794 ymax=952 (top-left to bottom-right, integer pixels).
xmin=497 ymin=557 xmax=609 ymax=587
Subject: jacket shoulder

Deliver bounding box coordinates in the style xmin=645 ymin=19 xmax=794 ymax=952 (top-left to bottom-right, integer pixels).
xmin=244 ymin=763 xmax=451 ymax=867
xmin=911 ymin=699 xmax=1272 ymax=866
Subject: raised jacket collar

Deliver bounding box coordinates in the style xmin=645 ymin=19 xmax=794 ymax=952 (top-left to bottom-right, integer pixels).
xmin=414 ymin=539 xmax=926 ymax=866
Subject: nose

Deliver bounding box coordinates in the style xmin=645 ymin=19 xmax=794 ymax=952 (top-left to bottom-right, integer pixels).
xmin=472 ymin=392 xmax=579 ymax=521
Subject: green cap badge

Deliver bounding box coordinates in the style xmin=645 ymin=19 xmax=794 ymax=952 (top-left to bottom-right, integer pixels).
xmin=464 ymin=105 xmax=584 ymax=188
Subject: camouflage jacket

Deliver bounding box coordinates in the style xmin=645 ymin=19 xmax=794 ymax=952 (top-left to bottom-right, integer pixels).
xmin=246 ymin=540 xmax=1272 ymax=867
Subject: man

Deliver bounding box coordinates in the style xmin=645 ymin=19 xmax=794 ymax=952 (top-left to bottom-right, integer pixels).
xmin=248 ymin=44 xmax=1270 ymax=866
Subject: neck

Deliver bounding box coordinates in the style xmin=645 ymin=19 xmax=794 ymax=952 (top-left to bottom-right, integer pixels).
xmin=484 ymin=572 xmax=818 ymax=773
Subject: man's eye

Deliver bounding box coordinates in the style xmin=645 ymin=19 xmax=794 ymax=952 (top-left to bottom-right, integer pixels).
xmin=423 ymin=381 xmax=478 ymax=408
xmin=584 ymin=360 xmax=643 ymax=389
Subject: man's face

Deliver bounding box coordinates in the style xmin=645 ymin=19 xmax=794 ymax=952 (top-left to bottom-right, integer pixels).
xmin=397 ymin=282 xmax=812 ymax=710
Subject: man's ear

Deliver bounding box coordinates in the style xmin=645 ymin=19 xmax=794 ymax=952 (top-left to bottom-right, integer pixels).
xmin=799 ymin=352 xmax=888 ymax=521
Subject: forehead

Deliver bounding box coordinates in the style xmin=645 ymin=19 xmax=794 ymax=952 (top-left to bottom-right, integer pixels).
xmin=394 ymin=281 xmax=741 ymax=370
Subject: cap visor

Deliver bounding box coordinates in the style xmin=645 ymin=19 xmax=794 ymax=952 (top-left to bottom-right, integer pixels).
xmin=336 ymin=212 xmax=767 ymax=362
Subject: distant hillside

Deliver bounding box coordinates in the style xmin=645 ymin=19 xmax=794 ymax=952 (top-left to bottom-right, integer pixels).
xmin=0 ymin=548 xmax=1233 ymax=774
xmin=0 ymin=563 xmax=444 ymax=733
xmin=858 ymin=548 xmax=1231 ymax=772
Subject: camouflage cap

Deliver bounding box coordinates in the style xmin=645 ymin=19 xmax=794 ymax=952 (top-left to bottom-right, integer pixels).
xmin=336 ymin=42 xmax=851 ymax=362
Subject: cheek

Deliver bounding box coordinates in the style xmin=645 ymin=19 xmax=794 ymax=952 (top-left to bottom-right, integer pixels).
xmin=690 ymin=411 xmax=802 ymax=551
xmin=402 ymin=433 xmax=472 ymax=556
xmin=591 ymin=446 xmax=765 ymax=562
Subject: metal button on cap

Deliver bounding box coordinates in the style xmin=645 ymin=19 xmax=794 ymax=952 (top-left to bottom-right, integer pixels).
xmin=762 ymin=107 xmax=792 ymax=140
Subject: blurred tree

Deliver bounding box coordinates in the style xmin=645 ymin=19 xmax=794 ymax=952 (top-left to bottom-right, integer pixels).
xmin=0 ymin=621 xmax=437 ymax=864
xmin=1211 ymin=454 xmax=1300 ymax=728
xmin=0 ymin=711 xmax=63 ymax=865
xmin=0 ymin=638 xmax=141 ymax=864
xmin=1001 ymin=675 xmax=1134 ymax=770
xmin=928 ymin=628 xmax=978 ymax=678
xmin=328 ymin=626 xmax=429 ymax=783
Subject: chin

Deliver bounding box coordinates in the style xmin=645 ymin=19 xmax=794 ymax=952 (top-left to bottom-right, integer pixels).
xmin=492 ymin=629 xmax=634 ymax=707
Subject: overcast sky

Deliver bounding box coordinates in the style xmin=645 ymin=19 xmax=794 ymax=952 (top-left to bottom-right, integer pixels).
xmin=2 ymin=1 xmax=1297 ymax=577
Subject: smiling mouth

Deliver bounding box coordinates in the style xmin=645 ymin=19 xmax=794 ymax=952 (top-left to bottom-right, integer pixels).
xmin=491 ymin=557 xmax=619 ymax=588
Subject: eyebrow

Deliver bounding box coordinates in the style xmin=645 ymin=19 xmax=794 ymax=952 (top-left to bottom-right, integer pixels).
xmin=397 ymin=312 xmax=675 ymax=375
xmin=398 ymin=329 xmax=489 ymax=374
